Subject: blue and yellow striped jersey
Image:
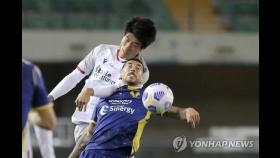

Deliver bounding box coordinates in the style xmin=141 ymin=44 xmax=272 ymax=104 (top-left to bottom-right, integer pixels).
xmin=86 ymin=85 xmax=151 ymax=155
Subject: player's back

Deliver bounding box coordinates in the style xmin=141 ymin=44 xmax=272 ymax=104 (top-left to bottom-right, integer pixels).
xmin=22 ymin=59 xmax=51 ymax=130
xmin=22 ymin=59 xmax=54 ymax=158
xmin=22 ymin=59 xmax=36 ymax=131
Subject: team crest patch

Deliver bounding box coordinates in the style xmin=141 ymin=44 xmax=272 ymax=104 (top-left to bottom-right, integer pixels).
xmin=130 ymin=91 xmax=140 ymax=98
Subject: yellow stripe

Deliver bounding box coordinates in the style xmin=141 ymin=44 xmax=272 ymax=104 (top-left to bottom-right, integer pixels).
xmin=132 ymin=111 xmax=152 ymax=153
xmin=128 ymin=86 xmax=141 ymax=90
xmin=22 ymin=125 xmax=27 ymax=157
xmin=87 ymin=120 xmax=96 ymax=136
xmin=32 ymin=102 xmax=54 ymax=112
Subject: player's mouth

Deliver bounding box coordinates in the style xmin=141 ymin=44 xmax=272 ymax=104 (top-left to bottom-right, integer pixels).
xmin=127 ymin=72 xmax=136 ymax=77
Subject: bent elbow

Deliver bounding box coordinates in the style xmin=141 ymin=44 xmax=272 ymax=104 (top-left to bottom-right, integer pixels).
xmin=42 ymin=116 xmax=57 ymax=130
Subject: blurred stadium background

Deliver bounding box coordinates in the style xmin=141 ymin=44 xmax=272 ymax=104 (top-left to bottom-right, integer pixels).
xmin=22 ymin=0 xmax=259 ymax=157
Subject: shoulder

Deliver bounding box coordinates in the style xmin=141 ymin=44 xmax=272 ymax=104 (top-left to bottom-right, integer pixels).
xmin=95 ymin=44 xmax=118 ymax=51
xmin=22 ymin=58 xmax=32 ymax=65
xmin=22 ymin=59 xmax=41 ymax=75
xmin=92 ymin=44 xmax=118 ymax=56
xmin=22 ymin=58 xmax=34 ymax=70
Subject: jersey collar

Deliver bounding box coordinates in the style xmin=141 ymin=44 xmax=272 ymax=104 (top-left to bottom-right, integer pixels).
xmin=116 ymin=49 xmax=126 ymax=63
xmin=116 ymin=49 xmax=140 ymax=63
xmin=119 ymin=85 xmax=142 ymax=91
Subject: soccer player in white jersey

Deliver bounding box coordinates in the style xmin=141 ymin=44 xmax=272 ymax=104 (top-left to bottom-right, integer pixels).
xmin=44 ymin=17 xmax=199 ymax=149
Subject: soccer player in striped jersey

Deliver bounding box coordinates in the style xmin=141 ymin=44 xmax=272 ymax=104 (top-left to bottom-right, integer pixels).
xmin=22 ymin=59 xmax=57 ymax=158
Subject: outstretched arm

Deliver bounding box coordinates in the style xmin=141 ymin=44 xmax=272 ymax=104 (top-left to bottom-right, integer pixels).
xmin=75 ymin=79 xmax=125 ymax=111
xmin=163 ymin=106 xmax=200 ymax=128
xmin=48 ymin=69 xmax=85 ymax=101
xmin=68 ymin=122 xmax=95 ymax=158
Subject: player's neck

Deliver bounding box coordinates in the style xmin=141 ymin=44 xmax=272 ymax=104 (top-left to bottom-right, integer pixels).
xmin=118 ymin=48 xmax=139 ymax=61
xmin=118 ymin=49 xmax=128 ymax=60
xmin=124 ymin=81 xmax=139 ymax=87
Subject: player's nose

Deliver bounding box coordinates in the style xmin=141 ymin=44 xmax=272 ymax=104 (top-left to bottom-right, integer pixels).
xmin=130 ymin=69 xmax=135 ymax=73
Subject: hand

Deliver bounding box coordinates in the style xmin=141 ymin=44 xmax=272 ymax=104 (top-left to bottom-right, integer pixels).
xmin=48 ymin=95 xmax=54 ymax=102
xmin=183 ymin=107 xmax=200 ymax=128
xmin=75 ymin=88 xmax=93 ymax=111
xmin=115 ymin=79 xmax=126 ymax=88
xmin=28 ymin=111 xmax=41 ymax=125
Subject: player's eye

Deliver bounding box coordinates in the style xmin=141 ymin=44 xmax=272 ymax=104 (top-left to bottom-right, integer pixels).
xmin=133 ymin=44 xmax=140 ymax=49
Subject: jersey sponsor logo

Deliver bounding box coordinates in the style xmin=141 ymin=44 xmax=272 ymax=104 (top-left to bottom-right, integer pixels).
xmin=92 ymin=65 xmax=115 ymax=84
xmin=99 ymin=105 xmax=135 ymax=115
xmin=100 ymin=105 xmax=110 ymax=115
xmin=108 ymin=100 xmax=132 ymax=105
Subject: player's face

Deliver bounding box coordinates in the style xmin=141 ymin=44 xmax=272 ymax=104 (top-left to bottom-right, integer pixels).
xmin=119 ymin=33 xmax=143 ymax=60
xmin=121 ymin=60 xmax=143 ymax=85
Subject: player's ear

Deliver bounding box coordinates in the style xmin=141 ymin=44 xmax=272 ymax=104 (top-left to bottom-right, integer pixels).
xmin=140 ymin=76 xmax=144 ymax=84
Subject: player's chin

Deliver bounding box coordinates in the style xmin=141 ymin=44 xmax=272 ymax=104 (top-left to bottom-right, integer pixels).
xmin=126 ymin=79 xmax=137 ymax=85
xmin=126 ymin=79 xmax=135 ymax=83
xmin=127 ymin=75 xmax=136 ymax=80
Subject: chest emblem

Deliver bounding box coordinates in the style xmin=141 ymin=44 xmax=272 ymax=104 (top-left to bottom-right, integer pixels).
xmin=130 ymin=91 xmax=140 ymax=98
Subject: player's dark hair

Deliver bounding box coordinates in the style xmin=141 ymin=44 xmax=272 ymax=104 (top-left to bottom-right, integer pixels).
xmin=121 ymin=58 xmax=144 ymax=72
xmin=124 ymin=17 xmax=156 ymax=49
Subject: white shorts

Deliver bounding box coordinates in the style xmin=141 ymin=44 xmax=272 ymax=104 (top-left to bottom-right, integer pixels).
xmin=33 ymin=125 xmax=55 ymax=158
xmin=74 ymin=123 xmax=89 ymax=143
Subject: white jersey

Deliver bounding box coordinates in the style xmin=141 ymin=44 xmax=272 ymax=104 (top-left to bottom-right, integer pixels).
xmin=71 ymin=44 xmax=149 ymax=124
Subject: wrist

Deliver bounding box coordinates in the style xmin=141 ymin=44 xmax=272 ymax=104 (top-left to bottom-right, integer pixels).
xmin=178 ymin=108 xmax=187 ymax=121
xmin=48 ymin=95 xmax=54 ymax=102
xmin=83 ymin=88 xmax=94 ymax=96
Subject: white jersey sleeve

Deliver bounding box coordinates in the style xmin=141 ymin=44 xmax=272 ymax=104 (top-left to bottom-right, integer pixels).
xmin=84 ymin=79 xmax=118 ymax=98
xmin=49 ymin=45 xmax=103 ymax=100
xmin=49 ymin=69 xmax=85 ymax=100
xmin=77 ymin=45 xmax=103 ymax=76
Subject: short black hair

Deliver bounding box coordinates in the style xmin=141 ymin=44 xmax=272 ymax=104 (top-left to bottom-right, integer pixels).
xmin=122 ymin=58 xmax=144 ymax=72
xmin=124 ymin=16 xmax=157 ymax=49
